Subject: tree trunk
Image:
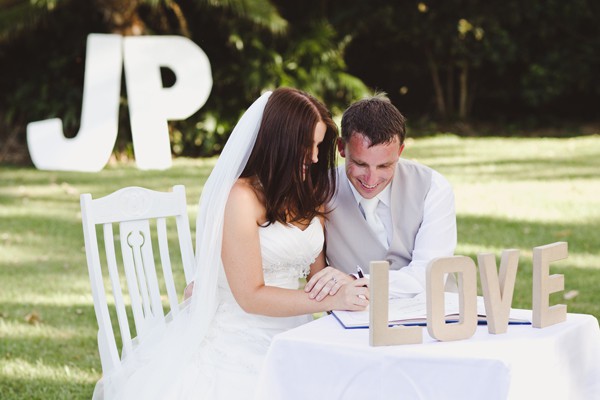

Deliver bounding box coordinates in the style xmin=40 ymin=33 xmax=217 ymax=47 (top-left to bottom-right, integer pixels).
xmin=446 ymin=65 xmax=454 ymax=116
xmin=458 ymin=62 xmax=469 ymax=120
xmin=93 ymin=0 xmax=145 ymax=35
xmin=467 ymin=78 xmax=477 ymax=119
xmin=425 ymin=48 xmax=446 ymax=119
xmin=167 ymin=1 xmax=190 ymax=37
xmin=92 ymin=1 xmax=190 ymax=37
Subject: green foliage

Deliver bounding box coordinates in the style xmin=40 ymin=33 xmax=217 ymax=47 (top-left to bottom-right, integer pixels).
xmin=2 ymin=0 xmax=599 ymax=163
xmin=328 ymin=0 xmax=600 ymax=122
xmin=0 ymin=0 xmax=368 ymax=161
xmin=0 ymin=0 xmax=103 ymax=155
xmin=514 ymin=1 xmax=600 ymax=111
xmin=0 ymin=0 xmax=69 ymax=41
xmin=170 ymin=0 xmax=368 ymax=156
xmin=202 ymin=0 xmax=288 ymax=33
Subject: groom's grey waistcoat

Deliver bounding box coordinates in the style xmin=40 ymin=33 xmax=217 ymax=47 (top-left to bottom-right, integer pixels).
xmin=325 ymin=159 xmax=432 ymax=274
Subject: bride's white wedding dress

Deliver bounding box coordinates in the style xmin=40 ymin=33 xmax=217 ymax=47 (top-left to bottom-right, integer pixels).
xmin=117 ymin=216 xmax=323 ymax=399
xmin=94 ymin=91 xmax=323 ymax=400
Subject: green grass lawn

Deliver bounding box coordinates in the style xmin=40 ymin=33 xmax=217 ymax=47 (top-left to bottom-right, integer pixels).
xmin=1 ymin=134 xmax=599 ymax=398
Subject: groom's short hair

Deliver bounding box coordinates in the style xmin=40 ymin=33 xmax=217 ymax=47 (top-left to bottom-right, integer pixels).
xmin=341 ymin=92 xmax=406 ymax=147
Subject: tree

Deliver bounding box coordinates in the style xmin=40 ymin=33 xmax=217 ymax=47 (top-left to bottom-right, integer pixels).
xmin=328 ymin=0 xmax=517 ymax=121
xmin=327 ymin=0 xmax=600 ymax=124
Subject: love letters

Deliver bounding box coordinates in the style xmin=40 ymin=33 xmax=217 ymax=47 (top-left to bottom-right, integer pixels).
xmin=369 ymin=242 xmax=568 ymax=346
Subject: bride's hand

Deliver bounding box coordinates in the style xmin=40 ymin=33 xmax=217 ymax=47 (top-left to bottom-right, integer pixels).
xmin=183 ymin=281 xmax=194 ymax=300
xmin=330 ymin=278 xmax=369 ymax=311
xmin=305 ymin=266 xmax=355 ymax=301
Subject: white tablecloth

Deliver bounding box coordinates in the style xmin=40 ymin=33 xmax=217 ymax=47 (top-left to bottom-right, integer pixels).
xmin=256 ymin=313 xmax=600 ymax=400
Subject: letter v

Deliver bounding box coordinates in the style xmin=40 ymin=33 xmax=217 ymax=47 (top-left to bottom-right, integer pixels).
xmin=478 ymin=250 xmax=519 ymax=334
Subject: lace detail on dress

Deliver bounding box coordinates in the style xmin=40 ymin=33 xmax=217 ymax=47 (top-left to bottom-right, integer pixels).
xmin=258 ymin=216 xmax=323 ymax=284
xmin=263 ymin=258 xmax=313 ymax=280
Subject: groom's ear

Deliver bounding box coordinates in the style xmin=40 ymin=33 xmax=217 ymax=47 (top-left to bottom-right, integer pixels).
xmin=398 ymin=143 xmax=405 ymax=157
xmin=337 ymin=138 xmax=346 ymax=157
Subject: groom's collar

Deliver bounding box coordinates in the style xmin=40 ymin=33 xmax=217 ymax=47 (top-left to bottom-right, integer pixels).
xmin=344 ymin=171 xmax=392 ymax=208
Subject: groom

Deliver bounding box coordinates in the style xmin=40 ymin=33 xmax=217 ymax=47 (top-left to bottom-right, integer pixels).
xmin=306 ymin=94 xmax=457 ymax=300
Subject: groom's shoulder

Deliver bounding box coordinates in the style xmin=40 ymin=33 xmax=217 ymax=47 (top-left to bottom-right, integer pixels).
xmin=398 ymin=158 xmax=429 ymax=171
xmin=397 ymin=158 xmax=438 ymax=179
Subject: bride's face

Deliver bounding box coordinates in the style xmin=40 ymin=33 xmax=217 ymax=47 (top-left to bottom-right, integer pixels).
xmin=303 ymin=121 xmax=326 ymax=180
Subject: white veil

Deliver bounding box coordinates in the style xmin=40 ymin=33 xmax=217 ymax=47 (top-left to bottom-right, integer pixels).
xmin=191 ymin=90 xmax=272 ymax=333
xmin=96 ymin=91 xmax=272 ymax=399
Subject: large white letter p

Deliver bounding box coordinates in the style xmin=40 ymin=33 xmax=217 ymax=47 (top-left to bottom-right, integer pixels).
xmin=124 ymin=36 xmax=212 ymax=170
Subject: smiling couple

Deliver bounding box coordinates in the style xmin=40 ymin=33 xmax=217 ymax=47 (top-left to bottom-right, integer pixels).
xmin=95 ymin=89 xmax=456 ymax=400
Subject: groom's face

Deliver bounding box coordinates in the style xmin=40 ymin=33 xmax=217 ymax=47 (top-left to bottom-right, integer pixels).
xmin=338 ymin=133 xmax=404 ymax=199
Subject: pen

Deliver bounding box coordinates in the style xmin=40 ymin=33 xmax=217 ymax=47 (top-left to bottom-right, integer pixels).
xmin=356 ymin=265 xmax=365 ymax=279
xmin=356 ymin=265 xmax=367 ymax=300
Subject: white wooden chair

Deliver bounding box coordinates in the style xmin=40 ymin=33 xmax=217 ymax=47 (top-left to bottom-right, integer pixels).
xmin=80 ymin=185 xmax=195 ymax=376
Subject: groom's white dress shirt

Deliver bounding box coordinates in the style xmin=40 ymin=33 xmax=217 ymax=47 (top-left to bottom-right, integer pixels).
xmin=325 ymin=159 xmax=456 ymax=298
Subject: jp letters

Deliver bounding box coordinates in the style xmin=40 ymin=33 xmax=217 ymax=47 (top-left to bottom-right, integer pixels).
xmin=27 ymin=34 xmax=213 ymax=172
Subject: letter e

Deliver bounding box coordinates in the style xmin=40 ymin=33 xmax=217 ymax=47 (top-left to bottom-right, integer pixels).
xmin=532 ymin=242 xmax=568 ymax=328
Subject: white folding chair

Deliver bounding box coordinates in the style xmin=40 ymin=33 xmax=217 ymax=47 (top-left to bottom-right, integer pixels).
xmin=80 ymin=185 xmax=195 ymax=376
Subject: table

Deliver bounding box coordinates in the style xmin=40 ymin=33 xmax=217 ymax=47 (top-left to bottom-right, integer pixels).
xmin=255 ymin=313 xmax=600 ymax=400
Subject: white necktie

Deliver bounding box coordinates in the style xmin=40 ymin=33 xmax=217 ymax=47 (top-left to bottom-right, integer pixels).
xmin=360 ymin=197 xmax=388 ymax=247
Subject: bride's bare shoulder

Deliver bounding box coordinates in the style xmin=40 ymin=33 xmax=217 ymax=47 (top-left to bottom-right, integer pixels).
xmin=227 ymin=178 xmax=264 ymax=216
xmin=230 ymin=177 xmax=259 ymax=200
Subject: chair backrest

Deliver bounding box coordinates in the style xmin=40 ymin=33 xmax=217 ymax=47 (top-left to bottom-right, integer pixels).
xmin=80 ymin=185 xmax=195 ymax=375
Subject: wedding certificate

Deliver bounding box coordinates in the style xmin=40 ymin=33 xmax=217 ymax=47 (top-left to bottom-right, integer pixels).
xmin=331 ymin=293 xmax=532 ymax=329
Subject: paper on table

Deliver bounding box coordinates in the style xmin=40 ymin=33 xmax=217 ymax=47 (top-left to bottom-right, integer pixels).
xmin=331 ymin=292 xmax=532 ymax=329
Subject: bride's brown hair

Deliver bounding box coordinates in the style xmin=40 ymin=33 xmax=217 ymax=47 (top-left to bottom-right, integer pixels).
xmin=241 ymin=87 xmax=338 ymax=226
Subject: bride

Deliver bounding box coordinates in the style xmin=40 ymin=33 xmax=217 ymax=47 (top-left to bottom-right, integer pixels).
xmin=95 ymin=88 xmax=369 ymax=399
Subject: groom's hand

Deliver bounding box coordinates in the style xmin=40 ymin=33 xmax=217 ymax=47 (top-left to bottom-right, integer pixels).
xmin=305 ymin=266 xmax=355 ymax=301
